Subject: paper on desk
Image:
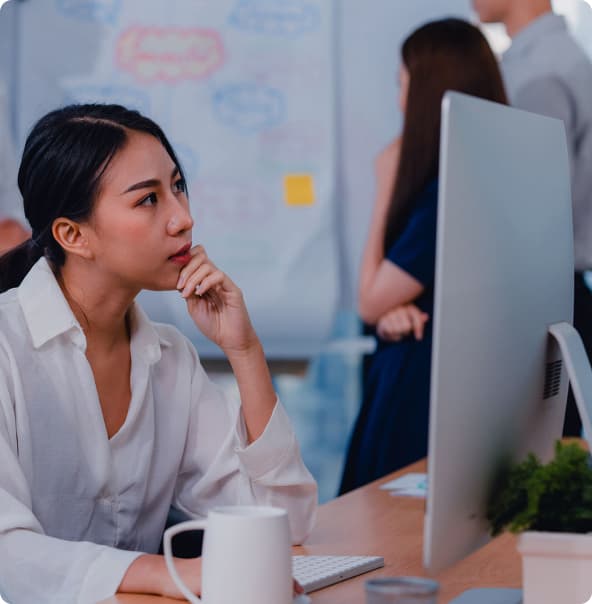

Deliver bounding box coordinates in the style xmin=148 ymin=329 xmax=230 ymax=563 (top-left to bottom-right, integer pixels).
xmin=379 ymin=472 xmax=427 ymax=498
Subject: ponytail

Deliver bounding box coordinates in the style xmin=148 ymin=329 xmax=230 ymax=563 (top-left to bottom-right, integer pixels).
xmin=0 ymin=238 xmax=44 ymax=293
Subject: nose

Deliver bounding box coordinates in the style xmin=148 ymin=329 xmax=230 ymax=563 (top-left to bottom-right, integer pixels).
xmin=167 ymin=198 xmax=194 ymax=236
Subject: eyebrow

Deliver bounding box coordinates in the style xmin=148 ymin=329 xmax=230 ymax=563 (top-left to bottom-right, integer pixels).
xmin=121 ymin=167 xmax=180 ymax=194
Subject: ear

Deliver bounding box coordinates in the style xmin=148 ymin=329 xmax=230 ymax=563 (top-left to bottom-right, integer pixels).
xmin=51 ymin=218 xmax=93 ymax=260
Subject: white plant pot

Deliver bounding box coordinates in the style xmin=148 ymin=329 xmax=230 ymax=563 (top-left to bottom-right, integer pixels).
xmin=517 ymin=531 xmax=592 ymax=604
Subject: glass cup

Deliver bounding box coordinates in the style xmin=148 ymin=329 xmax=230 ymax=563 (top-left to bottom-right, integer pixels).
xmin=365 ymin=577 xmax=439 ymax=604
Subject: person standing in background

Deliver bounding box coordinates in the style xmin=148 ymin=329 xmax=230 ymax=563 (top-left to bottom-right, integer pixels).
xmin=339 ymin=19 xmax=507 ymax=494
xmin=0 ymin=81 xmax=29 ymax=253
xmin=473 ymin=0 xmax=592 ymax=437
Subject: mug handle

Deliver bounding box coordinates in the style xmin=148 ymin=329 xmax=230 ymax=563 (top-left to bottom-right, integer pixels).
xmin=163 ymin=519 xmax=207 ymax=604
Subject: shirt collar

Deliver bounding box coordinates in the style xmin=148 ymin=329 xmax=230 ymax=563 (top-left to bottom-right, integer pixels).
xmin=18 ymin=257 xmax=172 ymax=360
xmin=504 ymin=13 xmax=567 ymax=62
xmin=18 ymin=258 xmax=86 ymax=350
xmin=128 ymin=302 xmax=173 ymax=365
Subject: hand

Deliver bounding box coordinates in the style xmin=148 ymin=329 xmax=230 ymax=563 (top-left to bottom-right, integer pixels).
xmin=176 ymin=245 xmax=258 ymax=354
xmin=377 ymin=304 xmax=429 ymax=342
xmin=0 ymin=218 xmax=30 ymax=255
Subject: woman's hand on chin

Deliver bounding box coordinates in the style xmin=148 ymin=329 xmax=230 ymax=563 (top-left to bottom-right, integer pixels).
xmin=176 ymin=245 xmax=259 ymax=354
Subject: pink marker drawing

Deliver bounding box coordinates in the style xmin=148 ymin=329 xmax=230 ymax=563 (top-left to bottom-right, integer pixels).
xmin=116 ymin=27 xmax=225 ymax=83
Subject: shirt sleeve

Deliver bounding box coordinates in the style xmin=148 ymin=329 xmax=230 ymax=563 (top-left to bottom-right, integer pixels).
xmin=172 ymin=346 xmax=318 ymax=545
xmin=0 ymin=347 xmax=143 ymax=604
xmin=386 ymin=190 xmax=438 ymax=287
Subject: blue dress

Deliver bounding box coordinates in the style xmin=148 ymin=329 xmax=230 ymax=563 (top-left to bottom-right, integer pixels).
xmin=339 ymin=180 xmax=438 ymax=494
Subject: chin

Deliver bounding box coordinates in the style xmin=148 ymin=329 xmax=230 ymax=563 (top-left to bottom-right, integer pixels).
xmin=146 ymin=281 xmax=179 ymax=292
xmin=137 ymin=274 xmax=179 ymax=292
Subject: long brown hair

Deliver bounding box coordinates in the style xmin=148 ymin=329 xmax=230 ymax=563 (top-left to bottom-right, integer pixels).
xmin=384 ymin=18 xmax=507 ymax=253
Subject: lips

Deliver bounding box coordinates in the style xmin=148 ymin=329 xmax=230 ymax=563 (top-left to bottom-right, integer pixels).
xmin=169 ymin=243 xmax=192 ymax=265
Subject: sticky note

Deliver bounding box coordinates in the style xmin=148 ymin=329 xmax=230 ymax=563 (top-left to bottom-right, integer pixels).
xmin=284 ymin=174 xmax=315 ymax=206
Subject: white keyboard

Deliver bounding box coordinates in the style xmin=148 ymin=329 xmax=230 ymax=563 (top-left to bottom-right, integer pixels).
xmin=292 ymin=555 xmax=385 ymax=593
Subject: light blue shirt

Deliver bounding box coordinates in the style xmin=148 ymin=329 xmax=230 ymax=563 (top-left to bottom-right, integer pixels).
xmin=502 ymin=13 xmax=592 ymax=271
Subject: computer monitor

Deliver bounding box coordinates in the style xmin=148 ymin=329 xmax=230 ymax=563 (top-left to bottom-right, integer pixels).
xmin=423 ymin=92 xmax=592 ymax=603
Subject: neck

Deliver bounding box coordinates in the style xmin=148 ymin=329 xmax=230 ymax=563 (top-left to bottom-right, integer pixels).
xmin=57 ymin=259 xmax=137 ymax=350
xmin=503 ymin=2 xmax=552 ymax=38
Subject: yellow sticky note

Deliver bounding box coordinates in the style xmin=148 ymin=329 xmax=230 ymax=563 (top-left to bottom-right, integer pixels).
xmin=284 ymin=174 xmax=315 ymax=206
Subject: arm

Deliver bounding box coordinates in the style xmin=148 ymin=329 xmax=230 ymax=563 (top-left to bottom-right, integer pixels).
xmin=173 ymin=252 xmax=317 ymax=543
xmin=171 ymin=349 xmax=317 ymax=545
xmin=358 ymin=139 xmax=424 ymax=324
xmin=177 ymin=245 xmax=276 ymax=442
xmin=119 ymin=554 xmax=202 ymax=599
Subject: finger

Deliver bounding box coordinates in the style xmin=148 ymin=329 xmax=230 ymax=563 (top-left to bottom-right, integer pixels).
xmin=400 ymin=311 xmax=413 ymax=335
xmin=391 ymin=313 xmax=408 ymax=337
xmin=293 ymin=579 xmax=304 ymax=595
xmin=181 ymin=263 xmax=215 ymax=298
xmin=379 ymin=318 xmax=401 ymax=341
xmin=176 ymin=248 xmax=209 ymax=289
xmin=200 ymin=290 xmax=224 ymax=313
xmin=410 ymin=308 xmax=424 ymax=341
xmin=195 ymin=270 xmax=225 ymax=298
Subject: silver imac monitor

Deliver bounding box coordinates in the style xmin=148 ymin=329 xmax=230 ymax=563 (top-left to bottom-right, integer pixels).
xmin=423 ymin=92 xmax=592 ymax=604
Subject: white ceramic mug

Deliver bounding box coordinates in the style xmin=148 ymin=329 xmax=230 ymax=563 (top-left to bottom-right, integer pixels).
xmin=163 ymin=505 xmax=292 ymax=604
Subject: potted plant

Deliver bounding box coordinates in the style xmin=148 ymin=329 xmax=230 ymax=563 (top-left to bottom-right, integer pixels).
xmin=487 ymin=441 xmax=592 ymax=604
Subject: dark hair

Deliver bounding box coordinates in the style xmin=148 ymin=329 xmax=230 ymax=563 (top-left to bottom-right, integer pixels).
xmin=383 ymin=18 xmax=507 ymax=253
xmin=0 ymin=104 xmax=184 ymax=292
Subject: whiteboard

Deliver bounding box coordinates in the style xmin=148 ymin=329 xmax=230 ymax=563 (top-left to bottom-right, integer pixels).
xmin=3 ymin=0 xmax=474 ymax=357
xmin=12 ymin=0 xmax=338 ymax=357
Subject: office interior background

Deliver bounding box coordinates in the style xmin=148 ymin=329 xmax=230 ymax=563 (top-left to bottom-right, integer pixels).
xmin=1 ymin=0 xmax=592 ymax=502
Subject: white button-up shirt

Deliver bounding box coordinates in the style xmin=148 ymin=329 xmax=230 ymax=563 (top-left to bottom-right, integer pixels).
xmin=0 ymin=258 xmax=317 ymax=604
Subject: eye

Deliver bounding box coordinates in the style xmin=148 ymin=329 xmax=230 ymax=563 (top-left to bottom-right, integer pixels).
xmin=137 ymin=192 xmax=157 ymax=207
xmin=173 ymin=178 xmax=187 ymax=194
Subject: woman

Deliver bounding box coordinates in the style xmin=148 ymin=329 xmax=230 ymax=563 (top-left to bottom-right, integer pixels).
xmin=339 ymin=19 xmax=508 ymax=494
xmin=0 ymin=104 xmax=317 ymax=603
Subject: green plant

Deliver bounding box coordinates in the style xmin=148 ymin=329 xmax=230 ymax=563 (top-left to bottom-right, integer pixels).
xmin=487 ymin=441 xmax=592 ymax=536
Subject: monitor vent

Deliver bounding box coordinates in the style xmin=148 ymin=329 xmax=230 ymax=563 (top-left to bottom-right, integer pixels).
xmin=543 ymin=360 xmax=562 ymax=399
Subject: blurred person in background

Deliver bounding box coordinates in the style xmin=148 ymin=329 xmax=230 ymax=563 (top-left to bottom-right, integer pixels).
xmin=0 ymin=81 xmax=29 ymax=254
xmin=473 ymin=0 xmax=592 ymax=436
xmin=339 ymin=18 xmax=507 ymax=494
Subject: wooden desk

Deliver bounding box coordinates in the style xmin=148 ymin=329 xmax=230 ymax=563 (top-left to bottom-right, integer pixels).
xmin=101 ymin=460 xmax=520 ymax=604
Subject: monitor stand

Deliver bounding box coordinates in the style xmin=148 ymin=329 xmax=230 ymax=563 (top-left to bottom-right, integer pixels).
xmin=449 ymin=589 xmax=522 ymax=603
xmin=450 ymin=323 xmax=592 ymax=604
xmin=548 ymin=322 xmax=592 ymax=445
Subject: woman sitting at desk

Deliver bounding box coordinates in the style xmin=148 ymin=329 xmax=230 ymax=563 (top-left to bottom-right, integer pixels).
xmin=0 ymin=104 xmax=317 ymax=603
xmin=340 ymin=18 xmax=508 ymax=494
